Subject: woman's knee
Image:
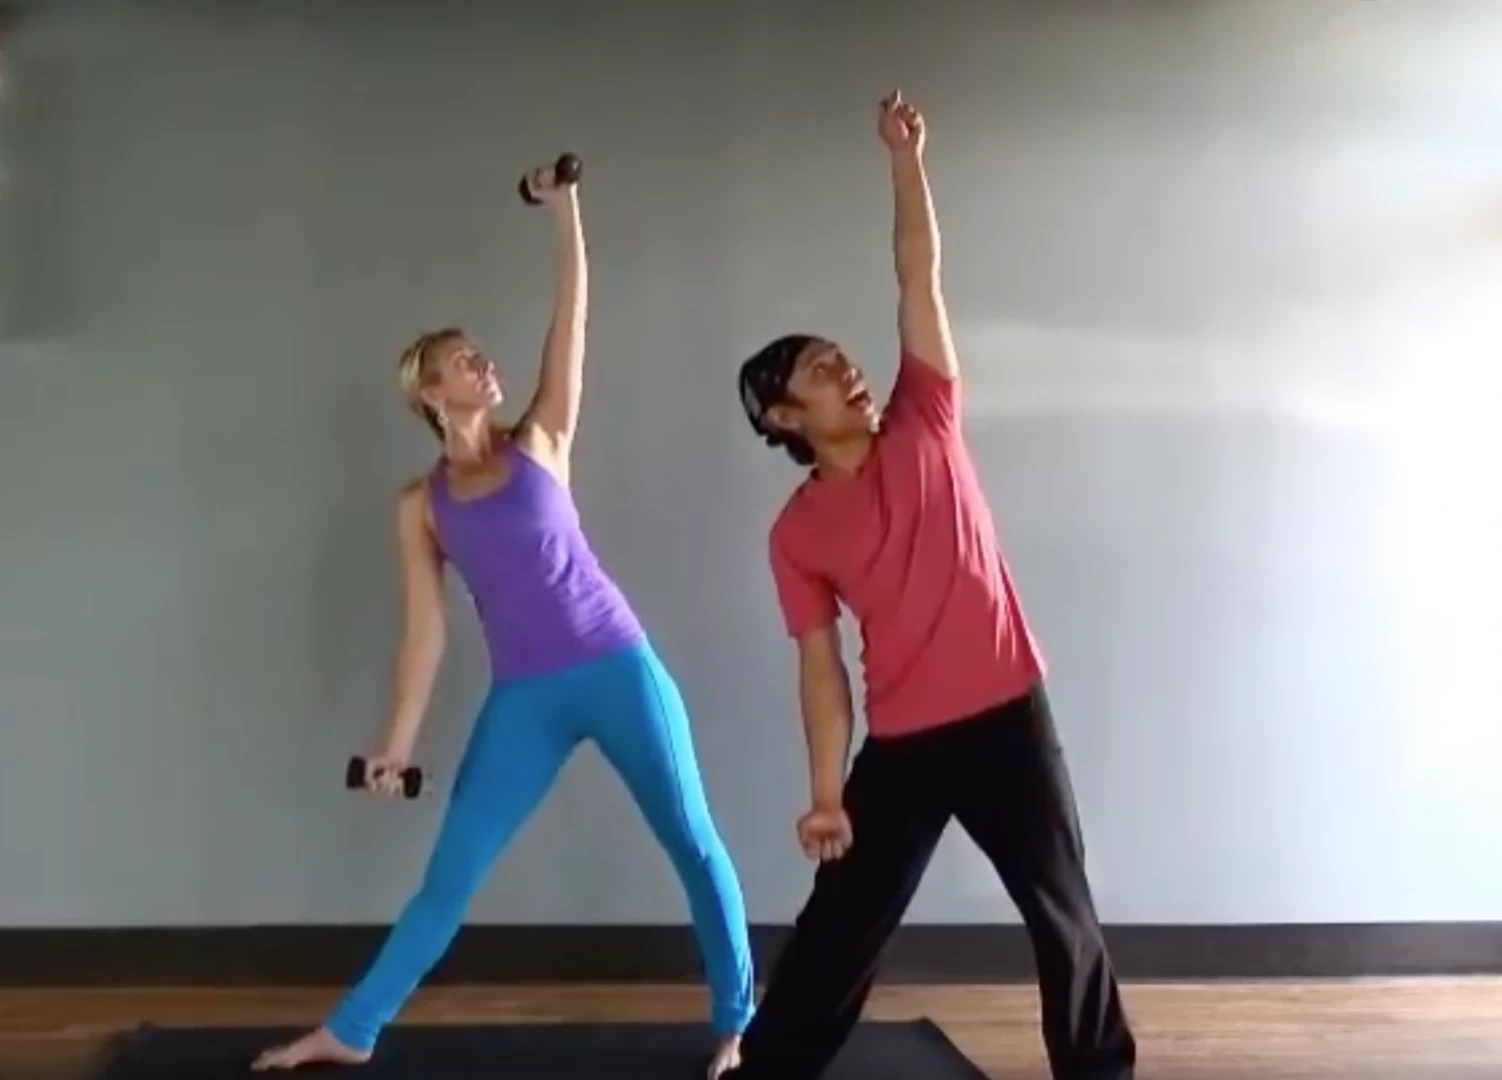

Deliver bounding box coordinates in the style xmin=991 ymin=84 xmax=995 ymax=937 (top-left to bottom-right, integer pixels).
xmin=412 ymin=821 xmax=493 ymax=915
xmin=660 ymin=812 xmax=726 ymax=878
xmin=411 ymin=859 xmax=479 ymax=918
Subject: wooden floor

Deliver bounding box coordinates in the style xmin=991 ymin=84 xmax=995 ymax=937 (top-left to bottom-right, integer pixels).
xmin=2 ymin=981 xmax=1499 ymax=1078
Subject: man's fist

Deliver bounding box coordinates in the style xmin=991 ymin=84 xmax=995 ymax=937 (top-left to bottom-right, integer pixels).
xmin=797 ymin=804 xmax=854 ymax=862
xmin=878 ymin=90 xmax=925 ymax=155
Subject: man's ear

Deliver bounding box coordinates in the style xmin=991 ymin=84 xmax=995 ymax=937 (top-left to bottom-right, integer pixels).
xmin=764 ymin=402 xmax=799 ymax=436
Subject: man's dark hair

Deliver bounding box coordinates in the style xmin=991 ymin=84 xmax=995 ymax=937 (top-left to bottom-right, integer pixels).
xmin=738 ymin=333 xmax=817 ymax=466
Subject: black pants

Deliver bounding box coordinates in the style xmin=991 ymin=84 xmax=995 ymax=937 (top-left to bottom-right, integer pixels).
xmin=727 ymin=684 xmax=1136 ymax=1080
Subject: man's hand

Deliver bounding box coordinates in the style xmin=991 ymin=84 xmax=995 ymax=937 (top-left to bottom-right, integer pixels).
xmin=797 ymin=803 xmax=854 ymax=862
xmin=878 ymin=90 xmax=925 ymax=157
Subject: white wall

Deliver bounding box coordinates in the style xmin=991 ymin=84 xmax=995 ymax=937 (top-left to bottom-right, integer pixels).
xmin=1 ymin=0 xmax=1499 ymax=927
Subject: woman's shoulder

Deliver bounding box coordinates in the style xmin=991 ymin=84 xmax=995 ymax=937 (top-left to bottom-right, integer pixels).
xmin=399 ymin=459 xmax=444 ymax=499
xmin=397 ymin=470 xmax=440 ymax=530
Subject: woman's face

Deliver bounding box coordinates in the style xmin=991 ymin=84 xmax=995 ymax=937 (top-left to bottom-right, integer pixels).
xmin=423 ymin=333 xmax=503 ymax=416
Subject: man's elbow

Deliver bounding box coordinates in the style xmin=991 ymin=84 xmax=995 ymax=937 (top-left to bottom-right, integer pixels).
xmin=897 ymin=254 xmax=940 ymax=295
xmin=799 ymin=652 xmax=843 ymax=695
xmin=796 ymin=626 xmax=849 ymax=696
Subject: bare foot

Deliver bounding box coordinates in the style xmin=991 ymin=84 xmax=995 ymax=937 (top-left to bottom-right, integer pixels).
xmin=708 ymin=1034 xmax=742 ymax=1079
xmin=251 ymin=1026 xmax=371 ymax=1071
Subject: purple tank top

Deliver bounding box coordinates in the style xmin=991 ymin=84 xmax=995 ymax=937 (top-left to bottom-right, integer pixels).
xmin=427 ymin=443 xmax=644 ymax=682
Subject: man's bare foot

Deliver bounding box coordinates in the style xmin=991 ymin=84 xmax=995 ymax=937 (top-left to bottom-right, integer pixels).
xmin=251 ymin=1026 xmax=371 ymax=1071
xmin=708 ymin=1034 xmax=742 ymax=1079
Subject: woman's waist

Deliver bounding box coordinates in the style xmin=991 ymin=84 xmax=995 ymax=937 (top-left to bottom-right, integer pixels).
xmin=481 ymin=611 xmax=646 ymax=682
xmin=476 ymin=586 xmax=643 ymax=652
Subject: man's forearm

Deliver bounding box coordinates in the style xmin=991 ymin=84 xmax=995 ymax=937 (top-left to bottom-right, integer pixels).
xmin=800 ymin=662 xmax=855 ymax=806
xmin=891 ymin=148 xmax=939 ymax=284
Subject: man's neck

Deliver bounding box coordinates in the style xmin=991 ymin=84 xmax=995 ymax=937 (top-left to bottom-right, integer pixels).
xmin=813 ymin=432 xmax=875 ymax=479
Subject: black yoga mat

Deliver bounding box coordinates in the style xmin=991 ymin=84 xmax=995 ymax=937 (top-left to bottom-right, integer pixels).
xmin=98 ymin=1020 xmax=988 ymax=1079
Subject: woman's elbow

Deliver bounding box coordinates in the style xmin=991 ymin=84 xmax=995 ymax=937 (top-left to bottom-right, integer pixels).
xmin=401 ymin=608 xmax=446 ymax=661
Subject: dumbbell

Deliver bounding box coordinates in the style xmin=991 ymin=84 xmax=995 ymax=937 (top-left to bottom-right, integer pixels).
xmin=345 ymin=756 xmax=424 ymax=800
xmin=518 ymin=152 xmax=583 ymax=205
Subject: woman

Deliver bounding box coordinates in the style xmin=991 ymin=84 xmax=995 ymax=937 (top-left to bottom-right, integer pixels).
xmin=252 ymin=162 xmax=754 ymax=1078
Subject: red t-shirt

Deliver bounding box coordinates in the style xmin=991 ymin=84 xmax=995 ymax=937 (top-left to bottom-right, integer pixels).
xmin=768 ymin=351 xmax=1044 ymax=739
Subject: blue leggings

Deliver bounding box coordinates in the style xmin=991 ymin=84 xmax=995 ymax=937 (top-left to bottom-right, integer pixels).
xmin=327 ymin=640 xmax=756 ymax=1050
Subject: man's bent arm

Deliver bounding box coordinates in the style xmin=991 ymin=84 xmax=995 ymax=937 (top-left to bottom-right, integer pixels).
xmin=796 ymin=624 xmax=855 ymax=807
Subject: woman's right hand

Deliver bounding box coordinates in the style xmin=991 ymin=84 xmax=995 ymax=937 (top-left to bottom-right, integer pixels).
xmin=363 ymin=751 xmax=411 ymax=798
xmin=522 ymin=162 xmax=578 ymax=209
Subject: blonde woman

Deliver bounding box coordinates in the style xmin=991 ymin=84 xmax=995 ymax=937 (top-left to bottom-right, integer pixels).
xmin=253 ymin=162 xmax=753 ymax=1079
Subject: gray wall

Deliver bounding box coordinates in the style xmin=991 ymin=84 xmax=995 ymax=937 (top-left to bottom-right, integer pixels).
xmin=3 ymin=0 xmax=1500 ymax=929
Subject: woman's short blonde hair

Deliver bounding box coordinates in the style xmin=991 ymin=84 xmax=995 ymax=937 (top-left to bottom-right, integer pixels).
xmin=397 ymin=327 xmax=463 ymax=440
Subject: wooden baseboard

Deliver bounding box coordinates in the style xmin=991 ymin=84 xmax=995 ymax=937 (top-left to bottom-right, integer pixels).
xmin=2 ymin=922 xmax=1500 ymax=986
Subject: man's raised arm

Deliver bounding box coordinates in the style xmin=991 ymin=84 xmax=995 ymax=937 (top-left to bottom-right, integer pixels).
xmin=881 ymin=91 xmax=958 ymax=380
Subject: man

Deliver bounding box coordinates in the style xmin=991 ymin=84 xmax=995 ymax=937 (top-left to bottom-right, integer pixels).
xmin=728 ymin=92 xmax=1137 ymax=1080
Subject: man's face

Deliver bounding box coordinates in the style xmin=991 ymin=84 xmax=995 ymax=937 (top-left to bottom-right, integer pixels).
xmin=767 ymin=339 xmax=880 ymax=447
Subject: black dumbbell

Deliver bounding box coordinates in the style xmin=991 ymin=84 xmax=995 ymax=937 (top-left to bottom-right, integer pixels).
xmin=346 ymin=756 xmax=424 ymax=800
xmin=518 ymin=152 xmax=583 ymax=205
